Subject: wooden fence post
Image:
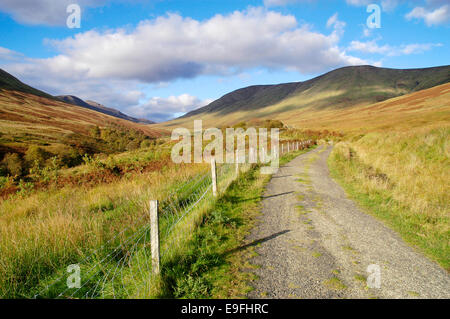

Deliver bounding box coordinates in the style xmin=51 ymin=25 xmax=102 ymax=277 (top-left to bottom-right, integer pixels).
xmin=150 ymin=200 xmax=160 ymax=275
xmin=250 ymin=147 xmax=255 ymax=164
xmin=235 ymin=151 xmax=239 ymax=176
xmin=211 ymin=158 xmax=218 ymax=197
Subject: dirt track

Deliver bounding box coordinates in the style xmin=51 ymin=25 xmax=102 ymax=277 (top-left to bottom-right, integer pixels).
xmin=247 ymin=145 xmax=450 ymax=299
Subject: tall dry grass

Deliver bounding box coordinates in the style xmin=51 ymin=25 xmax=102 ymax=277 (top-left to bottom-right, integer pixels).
xmin=0 ymin=152 xmax=208 ymax=298
xmin=329 ymin=125 xmax=449 ymax=269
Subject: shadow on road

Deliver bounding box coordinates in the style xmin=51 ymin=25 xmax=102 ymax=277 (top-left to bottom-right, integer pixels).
xmin=224 ymin=230 xmax=290 ymax=256
xmin=225 ymin=191 xmax=295 ymax=203
xmin=271 ymin=175 xmax=292 ymax=179
xmin=262 ymin=191 xmax=295 ymax=199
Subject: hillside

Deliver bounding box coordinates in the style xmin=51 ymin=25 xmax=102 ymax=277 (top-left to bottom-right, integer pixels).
xmin=0 ymin=68 xmax=54 ymax=100
xmin=167 ymin=65 xmax=450 ymax=128
xmin=278 ymin=82 xmax=450 ymax=133
xmin=58 ymin=95 xmax=155 ymax=124
xmin=0 ymin=68 xmax=155 ymax=124
xmin=0 ymin=89 xmax=164 ymax=156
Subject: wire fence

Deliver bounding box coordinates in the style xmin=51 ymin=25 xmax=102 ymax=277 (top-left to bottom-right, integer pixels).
xmin=32 ymin=140 xmax=314 ymax=299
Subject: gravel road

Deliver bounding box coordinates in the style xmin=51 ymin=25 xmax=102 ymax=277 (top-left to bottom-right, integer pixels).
xmin=247 ymin=145 xmax=450 ymax=299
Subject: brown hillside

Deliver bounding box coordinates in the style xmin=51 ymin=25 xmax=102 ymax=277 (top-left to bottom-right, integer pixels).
xmin=0 ymin=90 xmax=166 ymax=152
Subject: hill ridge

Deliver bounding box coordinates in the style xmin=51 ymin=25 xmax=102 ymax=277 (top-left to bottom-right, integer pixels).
xmin=0 ymin=68 xmax=155 ymax=124
xmin=180 ymin=65 xmax=450 ymax=120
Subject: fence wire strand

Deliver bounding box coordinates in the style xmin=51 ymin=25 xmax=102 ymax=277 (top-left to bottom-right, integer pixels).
xmin=32 ymin=140 xmax=313 ymax=299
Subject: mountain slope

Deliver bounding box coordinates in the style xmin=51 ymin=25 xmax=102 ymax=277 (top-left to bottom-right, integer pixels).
xmin=0 ymin=68 xmax=54 ymax=100
xmin=58 ymin=95 xmax=155 ymax=124
xmin=172 ymin=65 xmax=450 ymax=127
xmin=278 ymin=82 xmax=450 ymax=133
xmin=0 ymin=68 xmax=155 ymax=124
xmin=0 ymin=89 xmax=164 ymax=155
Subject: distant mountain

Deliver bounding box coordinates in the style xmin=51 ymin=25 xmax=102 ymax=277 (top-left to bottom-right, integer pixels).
xmin=57 ymin=95 xmax=155 ymax=124
xmin=177 ymin=65 xmax=450 ymax=125
xmin=0 ymin=68 xmax=165 ymax=154
xmin=0 ymin=68 xmax=155 ymax=124
xmin=85 ymin=100 xmax=155 ymax=124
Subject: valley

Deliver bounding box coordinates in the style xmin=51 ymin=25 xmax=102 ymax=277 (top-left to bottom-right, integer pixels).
xmin=0 ymin=64 xmax=448 ymax=299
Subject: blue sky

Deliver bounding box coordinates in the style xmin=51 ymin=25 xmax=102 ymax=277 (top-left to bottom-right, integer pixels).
xmin=0 ymin=0 xmax=448 ymax=122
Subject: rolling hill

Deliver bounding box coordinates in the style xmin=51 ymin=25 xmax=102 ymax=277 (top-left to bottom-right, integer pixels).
xmin=0 ymin=70 xmax=165 ymax=156
xmin=280 ymin=82 xmax=450 ymax=133
xmin=58 ymin=95 xmax=155 ymax=124
xmin=0 ymin=68 xmax=55 ymax=100
xmin=0 ymin=68 xmax=155 ymax=125
xmin=166 ymin=65 xmax=450 ymax=129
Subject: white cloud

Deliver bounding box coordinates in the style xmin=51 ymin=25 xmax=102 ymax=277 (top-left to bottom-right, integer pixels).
xmin=127 ymin=94 xmax=213 ymax=122
xmin=2 ymin=7 xmax=369 ymax=122
xmin=18 ymin=8 xmax=365 ymax=83
xmin=263 ymin=0 xmax=314 ymax=7
xmin=362 ymin=27 xmax=372 ymax=37
xmin=0 ymin=0 xmax=107 ymax=25
xmin=326 ymin=13 xmax=346 ymax=33
xmin=326 ymin=13 xmax=339 ymax=28
xmin=346 ymin=0 xmax=403 ymax=11
xmin=345 ymin=0 xmax=371 ymax=6
xmin=348 ymin=39 xmax=442 ymax=56
xmin=406 ymin=4 xmax=450 ymax=26
xmin=0 ymin=47 xmax=23 ymax=62
xmin=400 ymin=43 xmax=443 ymax=54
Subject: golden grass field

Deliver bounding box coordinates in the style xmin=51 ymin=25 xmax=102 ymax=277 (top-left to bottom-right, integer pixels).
xmin=160 ymin=83 xmax=450 ymax=133
xmin=0 ymin=142 xmax=209 ymax=297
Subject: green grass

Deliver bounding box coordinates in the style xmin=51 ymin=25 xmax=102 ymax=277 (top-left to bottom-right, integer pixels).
xmin=153 ymin=165 xmax=270 ymax=298
xmin=280 ymin=146 xmax=317 ymax=166
xmin=354 ymin=274 xmax=367 ymax=283
xmin=323 ymin=277 xmax=347 ymax=290
xmin=0 ymin=131 xmax=315 ymax=298
xmin=152 ymin=146 xmax=315 ymax=298
xmin=328 ymin=140 xmax=449 ymax=271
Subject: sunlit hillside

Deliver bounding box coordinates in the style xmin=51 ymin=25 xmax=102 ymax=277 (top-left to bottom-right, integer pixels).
xmin=159 ymin=65 xmax=450 ymax=130
xmin=0 ymin=90 xmax=166 ymax=155
xmin=280 ymin=82 xmax=450 ymax=133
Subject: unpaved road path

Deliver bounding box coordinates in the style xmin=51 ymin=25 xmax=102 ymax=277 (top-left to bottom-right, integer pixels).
xmin=247 ymin=145 xmax=450 ymax=299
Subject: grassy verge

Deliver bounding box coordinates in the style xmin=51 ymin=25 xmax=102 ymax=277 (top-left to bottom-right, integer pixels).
xmin=0 ymin=156 xmax=209 ymax=298
xmin=328 ymin=128 xmax=449 ymax=271
xmin=152 ymin=165 xmax=269 ymax=298
xmin=154 ymin=147 xmax=314 ymax=298
xmin=0 ymin=139 xmax=314 ymax=298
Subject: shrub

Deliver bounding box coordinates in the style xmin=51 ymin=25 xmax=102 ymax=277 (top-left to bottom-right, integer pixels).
xmin=1 ymin=153 xmax=23 ymax=176
xmin=24 ymin=145 xmax=48 ymax=169
xmin=264 ymin=119 xmax=284 ymax=129
xmin=126 ymin=140 xmax=140 ymax=151
xmin=90 ymin=126 xmax=101 ymax=138
xmin=140 ymin=139 xmax=152 ymax=149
